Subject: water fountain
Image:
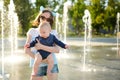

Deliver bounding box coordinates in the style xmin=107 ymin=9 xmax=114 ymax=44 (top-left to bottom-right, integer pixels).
xmin=62 ymin=1 xmax=72 ymax=55
xmin=0 ymin=0 xmax=5 ymax=79
xmin=1 ymin=0 xmax=120 ymax=80
xmin=55 ymin=13 xmax=63 ymax=41
xmin=55 ymin=12 xmax=59 ymax=33
xmin=63 ymin=0 xmax=72 ymax=43
xmin=8 ymin=0 xmax=19 ymax=56
xmin=116 ymin=12 xmax=120 ymax=55
xmin=0 ymin=0 xmax=19 ymax=79
xmin=8 ymin=0 xmax=19 ymax=79
xmin=82 ymin=9 xmax=92 ymax=71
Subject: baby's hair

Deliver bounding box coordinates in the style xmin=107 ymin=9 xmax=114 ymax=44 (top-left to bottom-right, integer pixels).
xmin=38 ymin=22 xmax=51 ymax=31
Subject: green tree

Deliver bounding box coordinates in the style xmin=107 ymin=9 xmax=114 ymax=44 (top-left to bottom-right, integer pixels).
xmin=4 ymin=0 xmax=9 ymax=7
xmin=4 ymin=0 xmax=35 ymax=35
xmin=69 ymin=0 xmax=86 ymax=36
xmin=104 ymin=0 xmax=120 ymax=34
xmin=13 ymin=0 xmax=34 ymax=35
xmin=35 ymin=0 xmax=48 ymax=11
xmin=35 ymin=0 xmax=61 ymax=11
xmin=88 ymin=0 xmax=106 ymax=34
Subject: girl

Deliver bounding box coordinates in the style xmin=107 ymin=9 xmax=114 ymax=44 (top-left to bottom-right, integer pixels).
xmin=24 ymin=9 xmax=59 ymax=80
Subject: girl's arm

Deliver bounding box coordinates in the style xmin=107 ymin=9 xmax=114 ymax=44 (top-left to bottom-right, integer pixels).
xmin=35 ymin=39 xmax=60 ymax=53
xmin=24 ymin=34 xmax=35 ymax=59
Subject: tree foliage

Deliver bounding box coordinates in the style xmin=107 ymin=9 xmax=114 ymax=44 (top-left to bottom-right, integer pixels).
xmin=88 ymin=0 xmax=106 ymax=34
xmin=69 ymin=0 xmax=86 ymax=35
xmin=3 ymin=0 xmax=120 ymax=36
xmin=104 ymin=0 xmax=120 ymax=34
xmin=4 ymin=0 xmax=35 ymax=35
xmin=35 ymin=0 xmax=48 ymax=11
xmin=14 ymin=0 xmax=34 ymax=35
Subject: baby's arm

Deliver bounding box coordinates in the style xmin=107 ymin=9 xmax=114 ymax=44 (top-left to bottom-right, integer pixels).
xmin=35 ymin=39 xmax=60 ymax=53
xmin=24 ymin=39 xmax=38 ymax=59
xmin=24 ymin=32 xmax=35 ymax=59
xmin=53 ymin=35 xmax=69 ymax=49
xmin=24 ymin=40 xmax=36 ymax=48
xmin=28 ymin=37 xmax=38 ymax=48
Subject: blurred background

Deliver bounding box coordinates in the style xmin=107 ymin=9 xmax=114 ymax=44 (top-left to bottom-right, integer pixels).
xmin=2 ymin=0 xmax=120 ymax=37
xmin=0 ymin=0 xmax=120 ymax=80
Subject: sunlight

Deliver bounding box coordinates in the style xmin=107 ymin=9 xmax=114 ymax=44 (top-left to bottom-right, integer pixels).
xmin=56 ymin=51 xmax=70 ymax=59
xmin=5 ymin=55 xmax=25 ymax=64
xmin=0 ymin=73 xmax=10 ymax=79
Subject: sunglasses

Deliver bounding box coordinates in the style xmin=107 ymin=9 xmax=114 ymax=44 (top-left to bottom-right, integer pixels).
xmin=40 ymin=16 xmax=52 ymax=22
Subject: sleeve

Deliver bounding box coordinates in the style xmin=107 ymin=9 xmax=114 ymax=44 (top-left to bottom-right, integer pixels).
xmin=27 ymin=28 xmax=34 ymax=36
xmin=29 ymin=37 xmax=37 ymax=47
xmin=53 ymin=35 xmax=66 ymax=49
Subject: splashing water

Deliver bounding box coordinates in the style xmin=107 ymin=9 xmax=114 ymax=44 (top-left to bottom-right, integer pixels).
xmin=82 ymin=9 xmax=92 ymax=71
xmin=0 ymin=0 xmax=5 ymax=79
xmin=0 ymin=0 xmax=19 ymax=79
xmin=62 ymin=1 xmax=72 ymax=54
xmin=116 ymin=12 xmax=120 ymax=55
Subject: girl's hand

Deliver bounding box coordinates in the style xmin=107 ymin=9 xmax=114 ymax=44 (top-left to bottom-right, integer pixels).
xmin=35 ymin=39 xmax=43 ymax=50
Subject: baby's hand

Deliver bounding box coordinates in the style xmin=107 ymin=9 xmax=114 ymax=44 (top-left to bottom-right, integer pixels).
xmin=65 ymin=44 xmax=69 ymax=49
xmin=24 ymin=43 xmax=30 ymax=48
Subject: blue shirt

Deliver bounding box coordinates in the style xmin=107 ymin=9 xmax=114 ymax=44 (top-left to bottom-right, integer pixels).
xmin=27 ymin=28 xmax=59 ymax=67
xmin=29 ymin=34 xmax=66 ymax=59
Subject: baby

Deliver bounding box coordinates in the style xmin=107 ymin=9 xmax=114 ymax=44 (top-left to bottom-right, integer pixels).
xmin=25 ymin=21 xmax=69 ymax=76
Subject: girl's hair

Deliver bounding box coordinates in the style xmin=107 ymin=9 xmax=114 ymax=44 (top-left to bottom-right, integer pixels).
xmin=32 ymin=9 xmax=54 ymax=27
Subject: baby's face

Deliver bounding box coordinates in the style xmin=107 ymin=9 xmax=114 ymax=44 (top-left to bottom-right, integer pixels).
xmin=39 ymin=26 xmax=50 ymax=38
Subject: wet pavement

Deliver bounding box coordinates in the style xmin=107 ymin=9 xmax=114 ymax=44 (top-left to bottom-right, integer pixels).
xmin=0 ymin=37 xmax=120 ymax=80
xmin=56 ymin=46 xmax=120 ymax=80
xmin=17 ymin=37 xmax=118 ymax=48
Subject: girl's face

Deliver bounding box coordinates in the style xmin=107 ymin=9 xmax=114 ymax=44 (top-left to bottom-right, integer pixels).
xmin=40 ymin=12 xmax=51 ymax=23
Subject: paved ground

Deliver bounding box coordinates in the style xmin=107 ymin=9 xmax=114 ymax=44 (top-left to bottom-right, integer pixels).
xmin=18 ymin=37 xmax=118 ymax=48
xmin=66 ymin=37 xmax=118 ymax=46
xmin=1 ymin=37 xmax=120 ymax=80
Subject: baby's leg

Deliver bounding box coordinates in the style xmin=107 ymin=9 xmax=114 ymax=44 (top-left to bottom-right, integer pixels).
xmin=47 ymin=54 xmax=54 ymax=75
xmin=32 ymin=53 xmax=42 ymax=76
